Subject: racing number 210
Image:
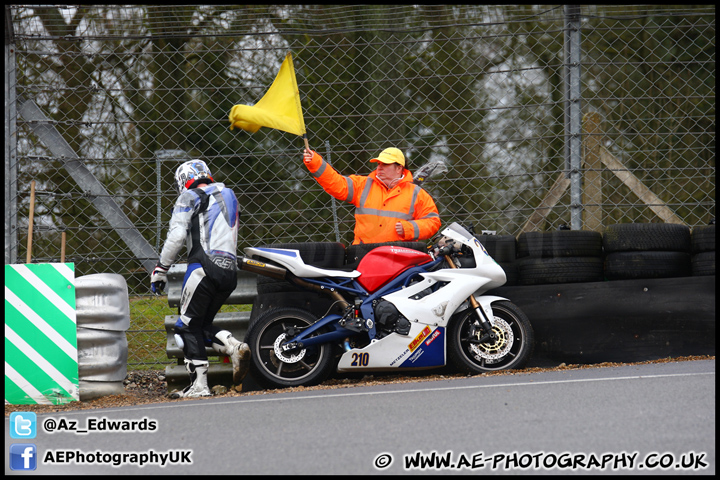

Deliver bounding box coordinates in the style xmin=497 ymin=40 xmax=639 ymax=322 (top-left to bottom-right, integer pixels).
xmin=351 ymin=352 xmax=369 ymax=366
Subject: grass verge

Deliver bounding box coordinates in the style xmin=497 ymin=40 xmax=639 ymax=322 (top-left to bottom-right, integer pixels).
xmin=127 ymin=295 xmax=252 ymax=371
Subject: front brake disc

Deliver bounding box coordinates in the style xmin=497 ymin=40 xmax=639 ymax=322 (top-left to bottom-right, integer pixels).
xmin=469 ymin=317 xmax=514 ymax=363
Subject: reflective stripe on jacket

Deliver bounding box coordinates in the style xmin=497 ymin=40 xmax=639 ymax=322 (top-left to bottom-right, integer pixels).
xmin=305 ymin=151 xmax=441 ymax=244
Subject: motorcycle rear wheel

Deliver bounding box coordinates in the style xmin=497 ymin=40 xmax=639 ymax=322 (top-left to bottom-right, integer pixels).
xmin=246 ymin=307 xmax=335 ymax=389
xmin=447 ymin=300 xmax=534 ymax=373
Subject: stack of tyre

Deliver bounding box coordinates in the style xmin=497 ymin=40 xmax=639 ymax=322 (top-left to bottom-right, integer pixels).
xmin=515 ymin=229 xmax=604 ymax=285
xmin=602 ymin=223 xmax=692 ymax=280
xmin=690 ymin=223 xmax=715 ymax=276
xmin=476 ymin=234 xmax=519 ymax=286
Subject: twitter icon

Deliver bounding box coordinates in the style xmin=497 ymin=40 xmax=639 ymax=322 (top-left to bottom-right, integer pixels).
xmin=10 ymin=412 xmax=37 ymax=439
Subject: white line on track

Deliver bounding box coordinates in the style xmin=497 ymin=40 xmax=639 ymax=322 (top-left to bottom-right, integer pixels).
xmin=34 ymin=370 xmax=714 ymax=416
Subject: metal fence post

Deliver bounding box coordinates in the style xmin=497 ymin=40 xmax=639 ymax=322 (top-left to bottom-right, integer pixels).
xmin=4 ymin=6 xmax=18 ymax=265
xmin=565 ymin=5 xmax=583 ymax=230
xmin=325 ymin=139 xmax=341 ymax=243
xmin=156 ymin=153 xmax=161 ymax=255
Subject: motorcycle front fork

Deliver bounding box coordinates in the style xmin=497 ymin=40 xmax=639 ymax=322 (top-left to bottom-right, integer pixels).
xmin=468 ymin=295 xmax=497 ymax=343
xmin=444 ymin=255 xmax=496 ymax=343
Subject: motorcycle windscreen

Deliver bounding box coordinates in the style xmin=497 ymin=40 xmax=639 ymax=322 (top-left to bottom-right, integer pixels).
xmin=356 ymin=246 xmax=433 ymax=292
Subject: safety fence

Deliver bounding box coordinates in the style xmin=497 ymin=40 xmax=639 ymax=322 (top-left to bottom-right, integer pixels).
xmin=5 ymin=5 xmax=715 ymax=369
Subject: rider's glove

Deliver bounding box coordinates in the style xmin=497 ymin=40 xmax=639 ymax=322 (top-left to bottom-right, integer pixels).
xmin=434 ymin=236 xmax=459 ymax=257
xmin=150 ymin=263 xmax=170 ymax=295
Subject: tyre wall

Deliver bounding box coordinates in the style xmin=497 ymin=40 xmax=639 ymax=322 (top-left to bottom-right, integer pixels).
xmin=492 ymin=222 xmax=715 ymax=363
xmin=488 ymin=275 xmax=715 ymax=364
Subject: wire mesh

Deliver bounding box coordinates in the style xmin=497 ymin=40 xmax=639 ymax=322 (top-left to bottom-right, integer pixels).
xmin=6 ymin=5 xmax=715 ymax=368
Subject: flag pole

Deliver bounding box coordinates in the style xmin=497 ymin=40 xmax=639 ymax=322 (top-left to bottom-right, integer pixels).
xmin=303 ymin=134 xmax=310 ymax=151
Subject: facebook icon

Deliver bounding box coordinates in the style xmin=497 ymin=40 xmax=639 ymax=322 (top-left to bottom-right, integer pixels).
xmin=10 ymin=444 xmax=37 ymax=471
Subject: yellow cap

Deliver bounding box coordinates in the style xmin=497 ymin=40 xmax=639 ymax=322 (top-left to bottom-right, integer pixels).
xmin=370 ymin=147 xmax=406 ymax=167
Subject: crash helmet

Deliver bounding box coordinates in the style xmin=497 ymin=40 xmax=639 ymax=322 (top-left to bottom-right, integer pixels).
xmin=174 ymin=159 xmax=214 ymax=195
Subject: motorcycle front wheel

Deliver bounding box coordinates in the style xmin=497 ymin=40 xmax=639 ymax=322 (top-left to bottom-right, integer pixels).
xmin=447 ymin=300 xmax=534 ymax=373
xmin=245 ymin=307 xmax=336 ymax=389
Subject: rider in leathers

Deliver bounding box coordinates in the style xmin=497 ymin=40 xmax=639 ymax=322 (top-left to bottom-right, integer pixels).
xmin=150 ymin=159 xmax=250 ymax=398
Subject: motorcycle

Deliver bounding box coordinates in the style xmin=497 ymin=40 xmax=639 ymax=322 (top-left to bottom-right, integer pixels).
xmin=238 ymin=222 xmax=534 ymax=389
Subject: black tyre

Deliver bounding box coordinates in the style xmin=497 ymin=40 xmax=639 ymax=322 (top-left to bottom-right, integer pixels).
xmin=447 ymin=301 xmax=534 ymax=373
xmin=603 ymin=223 xmax=691 ymax=253
xmin=245 ymin=307 xmax=336 ymax=389
xmin=477 ymin=235 xmax=517 ymax=263
xmin=345 ymin=241 xmax=428 ymax=266
xmin=498 ymin=262 xmax=519 ymax=286
xmin=691 ymin=251 xmax=715 ymax=276
xmin=604 ymin=251 xmax=691 ymax=280
xmin=517 ymin=231 xmax=603 ymax=258
xmin=691 ymin=225 xmax=715 ymax=253
xmin=517 ymin=257 xmax=604 ymax=285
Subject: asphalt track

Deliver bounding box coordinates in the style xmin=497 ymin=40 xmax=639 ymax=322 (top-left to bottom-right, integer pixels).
xmin=6 ymin=359 xmax=715 ymax=475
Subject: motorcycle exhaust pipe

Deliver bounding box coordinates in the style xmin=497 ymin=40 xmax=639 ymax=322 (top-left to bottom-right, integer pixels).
xmin=237 ymin=256 xmax=287 ymax=280
xmin=288 ymin=275 xmax=350 ymax=309
xmin=238 ymin=256 xmax=350 ymax=309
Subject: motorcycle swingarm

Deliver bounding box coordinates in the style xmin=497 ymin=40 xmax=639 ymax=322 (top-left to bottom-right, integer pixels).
xmin=279 ymin=314 xmax=361 ymax=351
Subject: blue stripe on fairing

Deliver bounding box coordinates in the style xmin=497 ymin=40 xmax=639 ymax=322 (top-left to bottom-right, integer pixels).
xmin=398 ymin=326 xmax=445 ymax=368
xmin=255 ymin=248 xmax=299 ymax=258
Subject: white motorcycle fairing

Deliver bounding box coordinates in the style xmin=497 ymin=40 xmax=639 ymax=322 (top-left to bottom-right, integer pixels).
xmin=379 ymin=223 xmax=509 ymax=325
xmin=245 ymin=247 xmax=361 ymax=279
xmin=337 ymin=323 xmax=446 ymax=372
xmin=336 ymin=293 xmax=509 ymax=371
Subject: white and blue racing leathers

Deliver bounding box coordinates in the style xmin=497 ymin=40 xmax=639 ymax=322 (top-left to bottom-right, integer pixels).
xmin=158 ymin=182 xmax=240 ymax=362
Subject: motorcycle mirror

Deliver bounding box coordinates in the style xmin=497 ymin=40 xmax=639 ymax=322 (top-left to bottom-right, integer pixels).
xmin=413 ymin=160 xmax=448 ymax=185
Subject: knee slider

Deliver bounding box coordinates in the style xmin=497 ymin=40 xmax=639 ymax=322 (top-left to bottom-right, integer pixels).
xmin=174 ymin=319 xmax=204 ymax=359
xmin=174 ymin=333 xmax=185 ymax=350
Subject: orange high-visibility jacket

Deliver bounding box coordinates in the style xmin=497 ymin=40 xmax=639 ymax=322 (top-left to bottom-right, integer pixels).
xmin=305 ymin=151 xmax=441 ymax=244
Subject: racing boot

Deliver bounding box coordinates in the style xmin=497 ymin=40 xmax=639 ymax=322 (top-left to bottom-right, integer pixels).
xmin=170 ymin=359 xmax=211 ymax=399
xmin=212 ymin=330 xmax=251 ymax=386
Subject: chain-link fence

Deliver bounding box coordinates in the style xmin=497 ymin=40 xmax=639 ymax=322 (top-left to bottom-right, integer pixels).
xmin=5 ymin=5 xmax=715 ymax=369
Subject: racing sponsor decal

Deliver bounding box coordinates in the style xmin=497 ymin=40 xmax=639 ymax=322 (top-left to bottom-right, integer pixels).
xmin=409 ymin=326 xmax=432 ymax=352
xmin=389 ymin=348 xmax=410 ymax=367
xmin=399 ymin=326 xmax=445 ymax=369
xmin=408 ymin=348 xmax=425 ymax=364
xmin=425 ymin=329 xmax=441 ymax=347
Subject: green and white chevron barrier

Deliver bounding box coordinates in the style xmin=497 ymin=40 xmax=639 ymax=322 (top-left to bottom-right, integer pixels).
xmin=4 ymin=263 xmax=79 ymax=405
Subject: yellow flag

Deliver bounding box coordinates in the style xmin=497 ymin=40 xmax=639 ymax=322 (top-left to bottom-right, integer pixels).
xmin=229 ymin=53 xmax=306 ymax=136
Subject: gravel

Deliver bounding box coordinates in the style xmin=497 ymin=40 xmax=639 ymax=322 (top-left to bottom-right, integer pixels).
xmin=4 ymin=355 xmax=713 ymax=416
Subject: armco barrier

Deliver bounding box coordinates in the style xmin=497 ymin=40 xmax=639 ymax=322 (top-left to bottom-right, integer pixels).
xmin=166 ymin=263 xmax=257 ymax=308
xmin=75 ymin=273 xmax=130 ymax=401
xmin=164 ymin=263 xmax=715 ymax=392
